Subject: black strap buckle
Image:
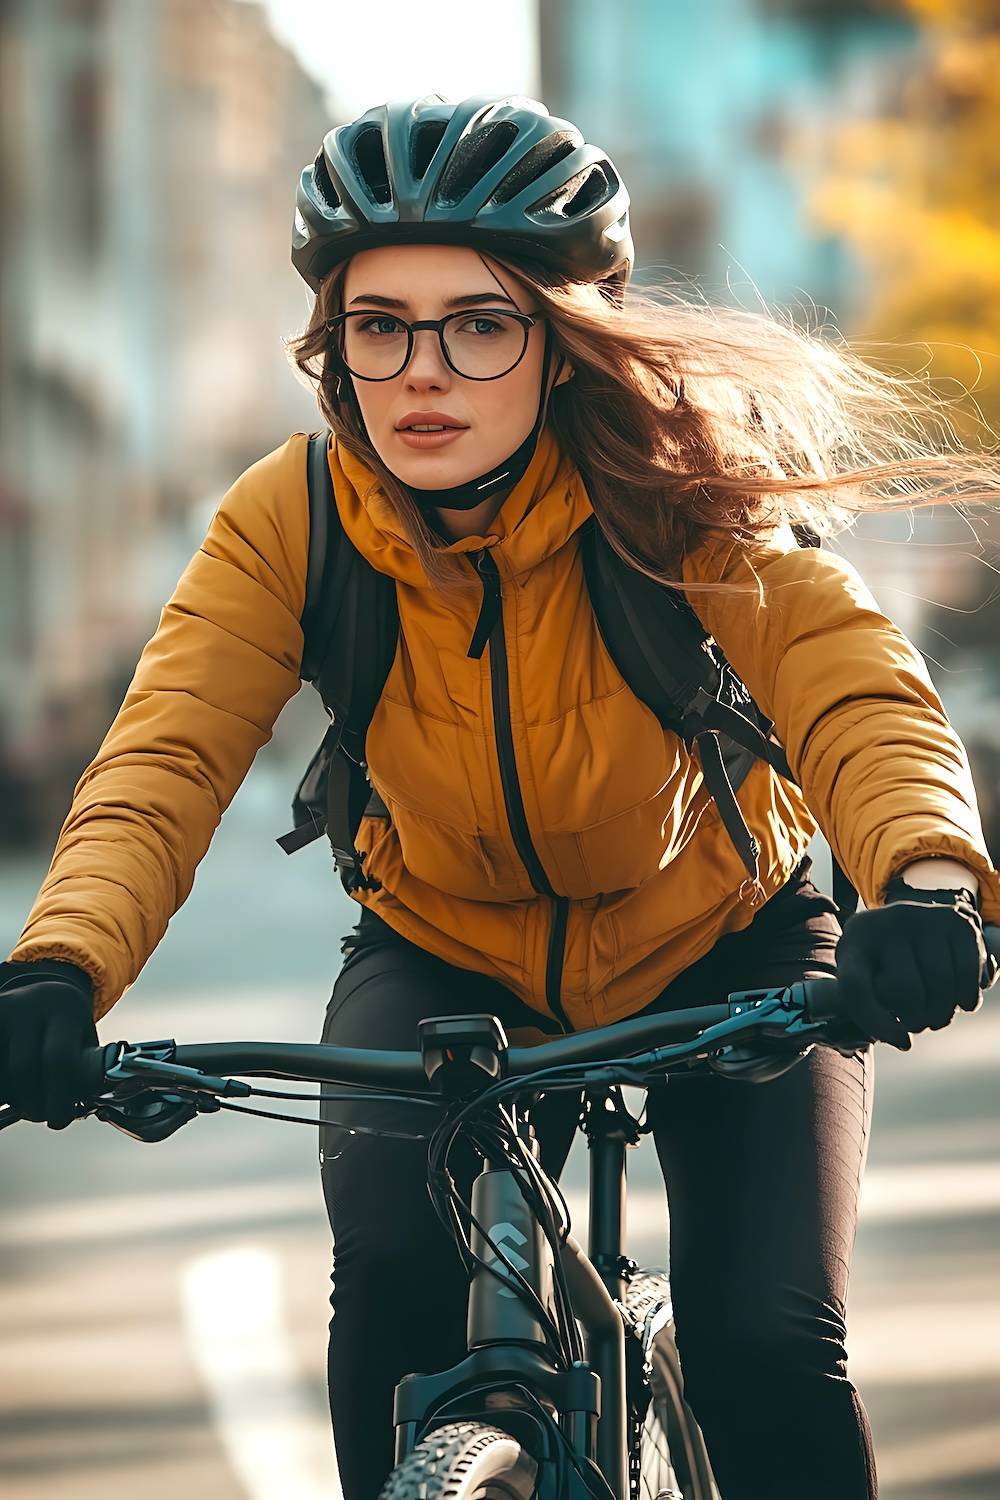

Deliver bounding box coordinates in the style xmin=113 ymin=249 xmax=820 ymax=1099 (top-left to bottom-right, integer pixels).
xmin=332 ymin=845 xmax=382 ymax=893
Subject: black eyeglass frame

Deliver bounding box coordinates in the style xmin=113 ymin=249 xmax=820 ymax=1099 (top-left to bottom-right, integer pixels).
xmin=326 ymin=308 xmax=540 ymax=383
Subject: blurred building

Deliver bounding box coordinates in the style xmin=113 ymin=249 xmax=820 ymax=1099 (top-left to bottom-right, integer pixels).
xmin=539 ymin=0 xmax=919 ymax=312
xmin=0 ymin=0 xmax=331 ymax=844
xmin=536 ymin=0 xmax=969 ymax=679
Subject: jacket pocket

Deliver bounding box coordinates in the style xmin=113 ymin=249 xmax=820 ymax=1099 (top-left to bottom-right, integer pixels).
xmin=354 ymin=807 xmax=533 ymax=977
xmin=374 ymin=783 xmax=505 ymax=901
xmin=564 ymin=776 xmax=715 ymax=898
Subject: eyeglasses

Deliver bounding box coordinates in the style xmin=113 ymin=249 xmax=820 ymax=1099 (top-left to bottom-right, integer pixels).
xmin=326 ymin=309 xmax=539 ymax=382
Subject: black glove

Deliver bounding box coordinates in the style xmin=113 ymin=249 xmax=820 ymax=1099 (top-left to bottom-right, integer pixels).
xmin=834 ymin=879 xmax=992 ymax=1052
xmin=0 ymin=960 xmax=97 ymax=1128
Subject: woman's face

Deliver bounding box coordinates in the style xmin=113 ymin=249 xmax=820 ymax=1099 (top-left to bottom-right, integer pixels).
xmin=339 ymin=244 xmax=571 ymax=503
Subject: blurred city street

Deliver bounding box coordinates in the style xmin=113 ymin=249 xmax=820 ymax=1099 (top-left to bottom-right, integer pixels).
xmin=1 ymin=776 xmax=998 ymax=1500
xmin=3 ymin=2 xmax=999 ymax=1498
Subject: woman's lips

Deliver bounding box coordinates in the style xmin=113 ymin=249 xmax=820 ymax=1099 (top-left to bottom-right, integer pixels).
xmin=395 ymin=427 xmax=468 ymax=450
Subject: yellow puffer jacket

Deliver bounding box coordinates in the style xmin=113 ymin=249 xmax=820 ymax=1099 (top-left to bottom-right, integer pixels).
xmin=10 ymin=426 xmax=1000 ymax=1024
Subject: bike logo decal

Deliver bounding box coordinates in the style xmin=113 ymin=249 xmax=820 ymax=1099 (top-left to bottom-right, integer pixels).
xmin=485 ymin=1221 xmax=529 ymax=1299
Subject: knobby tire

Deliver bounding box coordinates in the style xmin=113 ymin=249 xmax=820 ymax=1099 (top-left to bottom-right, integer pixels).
xmin=378 ymin=1420 xmax=539 ymax=1500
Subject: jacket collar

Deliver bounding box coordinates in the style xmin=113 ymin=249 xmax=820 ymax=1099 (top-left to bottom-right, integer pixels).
xmin=330 ymin=423 xmax=594 ymax=586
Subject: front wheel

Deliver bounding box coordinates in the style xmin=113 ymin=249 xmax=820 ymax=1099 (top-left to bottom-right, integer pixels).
xmin=379 ymin=1421 xmax=539 ymax=1500
xmin=627 ymin=1272 xmax=717 ymax=1500
xmin=640 ymin=1321 xmax=717 ymax=1500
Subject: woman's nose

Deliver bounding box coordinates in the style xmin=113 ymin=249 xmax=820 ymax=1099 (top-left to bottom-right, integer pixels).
xmin=403 ymin=328 xmax=452 ymax=385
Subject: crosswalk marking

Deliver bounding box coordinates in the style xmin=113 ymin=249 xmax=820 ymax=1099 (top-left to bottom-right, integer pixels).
xmin=179 ymin=1246 xmax=341 ymax=1500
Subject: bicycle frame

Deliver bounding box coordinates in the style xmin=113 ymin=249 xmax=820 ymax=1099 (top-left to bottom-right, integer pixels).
xmin=390 ymin=1083 xmax=645 ymax=1500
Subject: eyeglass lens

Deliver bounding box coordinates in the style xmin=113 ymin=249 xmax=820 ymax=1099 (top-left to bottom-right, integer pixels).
xmin=339 ymin=312 xmax=528 ymax=381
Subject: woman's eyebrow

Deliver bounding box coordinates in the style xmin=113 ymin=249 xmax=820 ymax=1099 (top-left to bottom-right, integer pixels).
xmin=347 ymin=291 xmax=519 ymax=310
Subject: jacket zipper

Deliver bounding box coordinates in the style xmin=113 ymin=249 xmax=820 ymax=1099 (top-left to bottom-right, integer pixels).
xmin=473 ymin=550 xmax=571 ymax=1033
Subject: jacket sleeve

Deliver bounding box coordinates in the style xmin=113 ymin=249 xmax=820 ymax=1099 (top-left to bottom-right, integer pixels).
xmin=682 ymin=525 xmax=1000 ymax=925
xmin=6 ymin=432 xmax=312 ymax=1019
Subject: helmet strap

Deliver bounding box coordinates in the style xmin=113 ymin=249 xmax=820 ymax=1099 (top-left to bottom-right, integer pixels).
xmin=341 ymin=324 xmax=565 ymax=515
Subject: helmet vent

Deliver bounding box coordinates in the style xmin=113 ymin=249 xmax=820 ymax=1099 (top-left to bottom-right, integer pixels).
xmin=353 ymin=126 xmax=392 ymax=205
xmin=312 ymin=153 xmax=342 ymax=214
xmin=410 ymin=119 xmax=448 ymax=180
xmin=535 ymin=162 xmax=616 ymax=219
xmin=486 ymin=131 xmax=579 ymax=206
xmin=435 ymin=121 xmax=520 ymax=205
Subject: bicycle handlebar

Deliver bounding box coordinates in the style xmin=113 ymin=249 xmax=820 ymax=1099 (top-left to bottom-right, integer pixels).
xmin=3 ymin=924 xmax=998 ymax=1130
xmin=63 ymin=919 xmax=1000 ymax=1100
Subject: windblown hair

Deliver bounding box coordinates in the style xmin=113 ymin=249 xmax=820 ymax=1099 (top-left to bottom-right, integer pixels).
xmin=284 ymin=253 xmax=1000 ymax=596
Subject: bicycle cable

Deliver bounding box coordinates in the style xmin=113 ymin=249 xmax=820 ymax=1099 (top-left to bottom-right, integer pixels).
xmin=480 ymin=1108 xmax=584 ymax=1365
xmin=502 ymin=1126 xmax=584 ymax=1365
xmin=488 ymin=1116 xmax=583 ymax=1367
xmin=426 ymin=1099 xmax=584 ymax=1367
xmin=253 ymin=1085 xmax=443 ymax=1108
xmin=426 ymin=1107 xmax=572 ymax=1362
xmin=215 ymin=1098 xmax=434 ymax=1139
xmin=426 ymin=1121 xmax=570 ymax=1363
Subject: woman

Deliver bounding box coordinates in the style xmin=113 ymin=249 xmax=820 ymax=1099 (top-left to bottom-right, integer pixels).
xmin=1 ymin=95 xmax=998 ymax=1500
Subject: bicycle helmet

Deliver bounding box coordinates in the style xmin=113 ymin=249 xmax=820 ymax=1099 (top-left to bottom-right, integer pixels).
xmin=291 ymin=94 xmax=634 ymax=511
xmin=292 ymin=94 xmax=633 ymax=296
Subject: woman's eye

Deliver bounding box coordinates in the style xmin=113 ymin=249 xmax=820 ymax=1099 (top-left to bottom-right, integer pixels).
xmin=360 ymin=316 xmax=403 ymax=336
xmin=462 ymin=317 xmax=502 ymax=335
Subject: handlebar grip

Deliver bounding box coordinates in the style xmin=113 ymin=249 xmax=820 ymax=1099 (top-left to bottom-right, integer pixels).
xmin=76 ymin=1042 xmax=121 ymax=1100
xmin=803 ymin=921 xmax=1000 ymax=1023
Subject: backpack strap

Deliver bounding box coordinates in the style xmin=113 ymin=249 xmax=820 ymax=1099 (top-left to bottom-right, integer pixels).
xmin=277 ymin=430 xmax=398 ymax=893
xmin=300 ymin=432 xmax=339 ymax=683
xmin=580 ymin=516 xmax=859 ymax=918
xmin=276 ymin=721 xmax=342 ymax=855
xmin=582 ymin=518 xmax=771 ymax=886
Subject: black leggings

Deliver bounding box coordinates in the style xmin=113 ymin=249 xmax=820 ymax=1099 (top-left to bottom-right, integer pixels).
xmin=318 ymin=858 xmax=878 ymax=1500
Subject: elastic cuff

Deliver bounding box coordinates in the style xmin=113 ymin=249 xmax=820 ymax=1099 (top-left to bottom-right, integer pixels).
xmin=0 ymin=958 xmax=94 ymax=999
xmin=882 ymin=876 xmax=981 ymax=914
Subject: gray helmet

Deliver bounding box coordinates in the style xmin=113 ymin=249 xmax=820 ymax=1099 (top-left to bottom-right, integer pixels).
xmin=291 ymin=94 xmax=633 ymax=298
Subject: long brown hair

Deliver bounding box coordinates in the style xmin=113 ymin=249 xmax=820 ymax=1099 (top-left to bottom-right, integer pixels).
xmin=284 ymin=252 xmax=1000 ymax=597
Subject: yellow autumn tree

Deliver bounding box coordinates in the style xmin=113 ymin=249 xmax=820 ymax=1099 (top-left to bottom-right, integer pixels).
xmin=806 ymin=0 xmax=1000 ymax=437
xmin=800 ymin=3 xmax=1000 ymax=860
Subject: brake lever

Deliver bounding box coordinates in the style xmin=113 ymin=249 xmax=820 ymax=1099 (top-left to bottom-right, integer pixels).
xmin=76 ymin=1037 xmax=252 ymax=1141
xmin=105 ymin=1041 xmax=252 ymax=1100
xmin=91 ymin=1090 xmax=205 ymax=1143
xmin=721 ymin=986 xmax=870 ymax=1062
